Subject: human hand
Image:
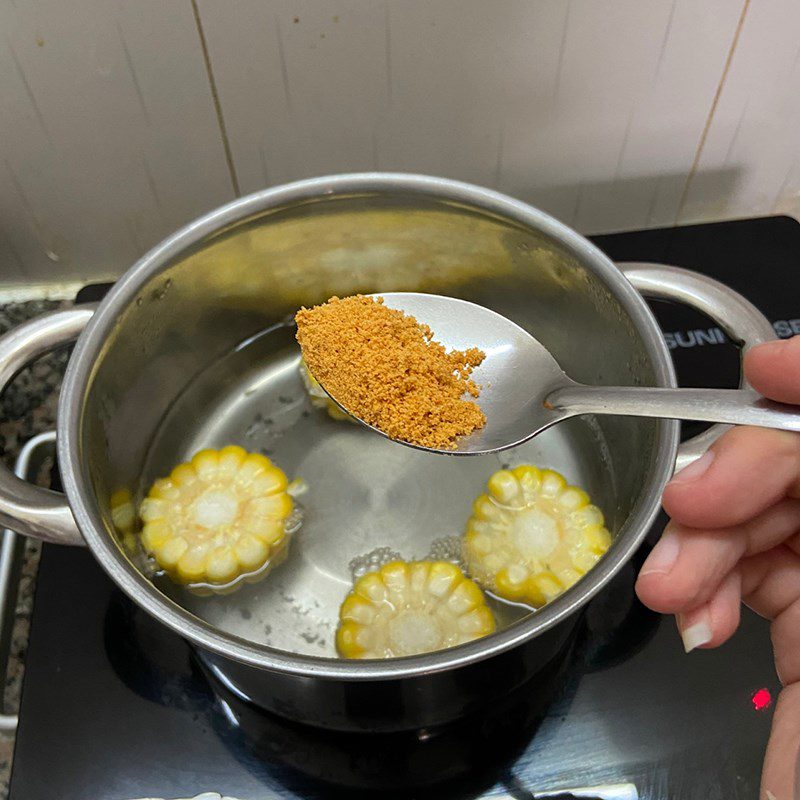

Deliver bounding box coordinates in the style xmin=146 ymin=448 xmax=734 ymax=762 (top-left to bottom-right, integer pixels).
xmin=636 ymin=335 xmax=800 ymax=800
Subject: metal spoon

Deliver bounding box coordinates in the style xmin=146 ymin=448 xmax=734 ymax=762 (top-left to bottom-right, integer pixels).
xmin=316 ymin=292 xmax=800 ymax=456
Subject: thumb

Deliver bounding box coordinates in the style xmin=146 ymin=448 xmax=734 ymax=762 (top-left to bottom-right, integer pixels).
xmin=745 ymin=335 xmax=800 ymax=404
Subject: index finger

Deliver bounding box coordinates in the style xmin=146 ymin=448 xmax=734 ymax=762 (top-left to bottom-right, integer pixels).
xmin=662 ymin=426 xmax=800 ymax=529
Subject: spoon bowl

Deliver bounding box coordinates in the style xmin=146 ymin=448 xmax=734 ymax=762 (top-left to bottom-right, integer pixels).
xmin=316 ymin=292 xmax=800 ymax=455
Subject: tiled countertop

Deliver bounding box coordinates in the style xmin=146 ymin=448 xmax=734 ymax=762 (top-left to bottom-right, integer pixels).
xmin=0 ymin=300 xmax=71 ymax=799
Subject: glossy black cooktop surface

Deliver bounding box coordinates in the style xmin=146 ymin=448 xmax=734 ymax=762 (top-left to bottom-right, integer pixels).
xmin=11 ymin=216 xmax=799 ymax=800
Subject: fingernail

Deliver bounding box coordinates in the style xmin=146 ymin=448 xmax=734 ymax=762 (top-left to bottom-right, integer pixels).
xmin=640 ymin=530 xmax=680 ymax=576
xmin=677 ymin=608 xmax=712 ymax=653
xmin=670 ymin=450 xmax=715 ymax=485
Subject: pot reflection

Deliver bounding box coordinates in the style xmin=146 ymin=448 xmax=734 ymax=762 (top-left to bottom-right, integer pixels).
xmin=200 ymin=645 xmax=576 ymax=797
xmin=103 ymin=586 xmax=578 ymax=796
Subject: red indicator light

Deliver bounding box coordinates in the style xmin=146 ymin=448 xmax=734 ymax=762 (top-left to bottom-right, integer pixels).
xmin=752 ymin=688 xmax=772 ymax=711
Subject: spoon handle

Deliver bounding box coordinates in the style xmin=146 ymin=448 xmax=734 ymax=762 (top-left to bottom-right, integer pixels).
xmin=547 ymin=385 xmax=800 ymax=432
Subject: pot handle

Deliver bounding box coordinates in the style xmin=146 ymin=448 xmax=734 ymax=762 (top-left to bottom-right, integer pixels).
xmin=619 ymin=263 xmax=776 ymax=471
xmin=0 ymin=307 xmax=95 ymax=545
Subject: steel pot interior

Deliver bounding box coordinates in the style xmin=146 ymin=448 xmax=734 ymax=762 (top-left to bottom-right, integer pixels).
xmin=60 ymin=174 xmax=678 ymax=680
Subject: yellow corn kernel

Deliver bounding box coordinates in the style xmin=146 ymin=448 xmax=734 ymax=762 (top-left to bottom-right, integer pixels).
xmin=111 ymin=489 xmax=139 ymax=558
xmin=463 ymin=465 xmax=611 ymax=609
xmin=528 ymin=570 xmax=563 ymax=602
xmin=299 ymin=358 xmax=355 ymax=422
xmin=336 ymin=621 xmax=367 ymax=658
xmin=141 ymin=519 xmax=169 ymax=551
xmin=139 ymin=446 xmax=296 ymax=592
xmin=155 ymin=536 xmax=189 ymax=570
xmin=206 ymin=546 xmax=239 ymax=583
xmin=110 ymin=489 xmax=135 ymax=534
xmin=336 ymin=560 xmax=496 ymax=659
xmin=340 ymin=594 xmax=377 ymax=625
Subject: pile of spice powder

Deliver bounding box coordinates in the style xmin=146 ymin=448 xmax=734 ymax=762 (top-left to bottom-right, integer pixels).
xmin=295 ymin=295 xmax=486 ymax=449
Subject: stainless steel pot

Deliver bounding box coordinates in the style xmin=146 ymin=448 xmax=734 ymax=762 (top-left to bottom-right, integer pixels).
xmin=0 ymin=174 xmax=775 ymax=732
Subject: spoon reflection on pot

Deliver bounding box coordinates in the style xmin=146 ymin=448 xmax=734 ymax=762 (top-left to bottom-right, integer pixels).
xmin=313 ymin=292 xmax=800 ymax=456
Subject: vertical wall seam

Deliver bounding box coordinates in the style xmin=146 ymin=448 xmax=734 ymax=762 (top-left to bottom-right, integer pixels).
xmin=190 ymin=0 xmax=240 ymax=197
xmin=675 ymin=0 xmax=750 ymax=223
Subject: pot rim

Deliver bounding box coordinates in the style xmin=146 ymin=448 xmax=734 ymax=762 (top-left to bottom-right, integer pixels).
xmin=59 ymin=172 xmax=679 ymax=681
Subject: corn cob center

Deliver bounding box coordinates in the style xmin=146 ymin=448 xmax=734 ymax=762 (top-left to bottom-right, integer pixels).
xmin=511 ymin=507 xmax=559 ymax=558
xmin=387 ymin=611 xmax=444 ymax=655
xmin=191 ymin=488 xmax=240 ymax=529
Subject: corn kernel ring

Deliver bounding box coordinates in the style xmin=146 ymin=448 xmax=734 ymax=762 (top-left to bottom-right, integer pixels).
xmin=140 ymin=446 xmax=294 ymax=590
xmin=463 ymin=465 xmax=611 ymax=609
xmin=336 ymin=560 xmax=496 ymax=659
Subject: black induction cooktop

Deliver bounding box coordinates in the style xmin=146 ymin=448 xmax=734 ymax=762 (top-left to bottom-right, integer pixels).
xmin=10 ymin=216 xmax=799 ymax=800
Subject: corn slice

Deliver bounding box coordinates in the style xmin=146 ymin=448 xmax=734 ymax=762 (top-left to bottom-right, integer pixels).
xmin=463 ymin=465 xmax=611 ymax=609
xmin=336 ymin=560 xmax=496 ymax=659
xmin=299 ymin=358 xmax=355 ymax=422
xmin=139 ymin=446 xmax=295 ymax=591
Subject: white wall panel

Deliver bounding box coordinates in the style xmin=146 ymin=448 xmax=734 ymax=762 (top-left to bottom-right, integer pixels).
xmin=497 ymin=0 xmax=744 ymax=231
xmin=201 ymin=0 xmax=744 ymax=236
xmin=680 ymin=0 xmax=800 ymax=223
xmin=195 ymin=0 xmax=389 ymax=193
xmin=0 ymin=0 xmax=798 ymax=285
xmin=0 ymin=0 xmax=233 ymax=282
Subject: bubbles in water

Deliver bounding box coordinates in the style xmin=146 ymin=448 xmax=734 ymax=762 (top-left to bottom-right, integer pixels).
xmin=425 ymin=534 xmax=465 ymax=569
xmin=349 ymin=546 xmax=403 ymax=580
xmin=347 ymin=535 xmax=465 ymax=583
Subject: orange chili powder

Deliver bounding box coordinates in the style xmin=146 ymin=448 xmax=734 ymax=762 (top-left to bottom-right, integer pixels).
xmin=295 ymin=295 xmax=486 ymax=449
